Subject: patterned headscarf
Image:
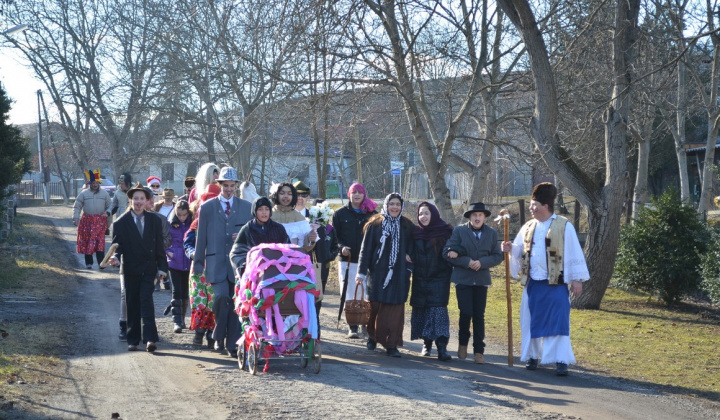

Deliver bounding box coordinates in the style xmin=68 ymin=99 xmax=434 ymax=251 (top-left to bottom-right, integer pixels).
xmin=348 ymin=183 xmax=378 ymax=213
xmin=379 ymin=192 xmax=403 ymax=289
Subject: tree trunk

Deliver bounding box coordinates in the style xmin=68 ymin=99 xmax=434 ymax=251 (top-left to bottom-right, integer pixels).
xmin=498 ymin=0 xmax=638 ymax=309
xmin=632 ymin=135 xmax=650 ymax=220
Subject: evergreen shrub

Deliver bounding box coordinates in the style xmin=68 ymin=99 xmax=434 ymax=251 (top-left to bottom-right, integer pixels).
xmin=615 ymin=189 xmax=709 ymax=306
xmin=700 ymin=229 xmax=720 ymax=305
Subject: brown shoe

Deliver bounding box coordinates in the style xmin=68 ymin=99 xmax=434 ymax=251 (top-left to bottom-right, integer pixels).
xmin=474 ymin=353 xmax=485 ymax=364
xmin=457 ymin=345 xmax=467 ymax=360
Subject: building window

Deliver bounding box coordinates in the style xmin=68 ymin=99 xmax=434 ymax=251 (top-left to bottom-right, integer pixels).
xmin=186 ymin=162 xmax=198 ymax=179
xmin=162 ymin=163 xmax=174 ymax=182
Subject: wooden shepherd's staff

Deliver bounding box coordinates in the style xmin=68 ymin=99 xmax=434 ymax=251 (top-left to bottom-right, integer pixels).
xmin=99 ymin=243 xmax=119 ymax=268
xmin=495 ymin=209 xmax=513 ymax=366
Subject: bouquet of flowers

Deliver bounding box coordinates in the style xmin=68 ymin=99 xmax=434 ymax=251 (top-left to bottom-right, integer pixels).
xmin=307 ymin=201 xmax=334 ymax=226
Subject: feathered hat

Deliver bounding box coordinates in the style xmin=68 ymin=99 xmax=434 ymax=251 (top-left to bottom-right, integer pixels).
xmin=83 ymin=170 xmax=101 ymax=185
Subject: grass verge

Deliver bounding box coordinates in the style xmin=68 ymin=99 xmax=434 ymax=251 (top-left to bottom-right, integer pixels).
xmin=0 ymin=213 xmax=77 ymax=404
xmin=466 ymin=266 xmax=720 ymax=400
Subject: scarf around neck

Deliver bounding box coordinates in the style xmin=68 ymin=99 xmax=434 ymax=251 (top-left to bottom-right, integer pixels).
xmin=379 ymin=193 xmax=403 ymax=289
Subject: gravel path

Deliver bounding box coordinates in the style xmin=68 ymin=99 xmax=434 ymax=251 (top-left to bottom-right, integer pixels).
xmin=5 ymin=205 xmax=719 ymax=420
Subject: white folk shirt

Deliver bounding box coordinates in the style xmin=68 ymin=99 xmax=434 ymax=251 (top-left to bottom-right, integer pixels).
xmin=508 ymin=214 xmax=590 ymax=283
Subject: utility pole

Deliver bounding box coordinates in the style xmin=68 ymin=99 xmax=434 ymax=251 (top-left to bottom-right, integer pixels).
xmin=36 ymin=90 xmax=49 ymax=204
xmin=39 ymin=90 xmax=69 ymax=202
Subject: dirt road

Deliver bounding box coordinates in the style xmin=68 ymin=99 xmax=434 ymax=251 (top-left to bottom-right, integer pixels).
xmin=5 ymin=205 xmax=720 ymax=419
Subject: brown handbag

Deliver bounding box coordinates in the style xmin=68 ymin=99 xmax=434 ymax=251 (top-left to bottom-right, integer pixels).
xmin=345 ymin=282 xmax=371 ymax=326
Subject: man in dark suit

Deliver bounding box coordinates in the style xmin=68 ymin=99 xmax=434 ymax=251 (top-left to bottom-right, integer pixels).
xmin=193 ymin=167 xmax=252 ymax=358
xmin=443 ymin=202 xmax=503 ymax=364
xmin=109 ymin=183 xmax=169 ymax=353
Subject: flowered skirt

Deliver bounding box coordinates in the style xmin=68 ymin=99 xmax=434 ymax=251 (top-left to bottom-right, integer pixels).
xmin=76 ymin=213 xmax=107 ymax=255
xmin=189 ymin=265 xmax=216 ymax=331
xmin=410 ymin=306 xmax=450 ymax=341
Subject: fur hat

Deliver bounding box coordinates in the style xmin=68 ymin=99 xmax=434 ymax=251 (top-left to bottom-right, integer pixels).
xmin=184 ymin=176 xmax=195 ymax=189
xmin=531 ymin=182 xmax=557 ymax=207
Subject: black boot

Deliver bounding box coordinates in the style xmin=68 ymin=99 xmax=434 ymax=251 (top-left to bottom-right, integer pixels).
xmin=192 ymin=329 xmax=204 ymax=346
xmin=118 ymin=320 xmax=127 ymax=341
xmin=170 ymin=299 xmax=182 ymax=333
xmin=421 ymin=339 xmax=432 ymax=356
xmin=436 ymin=338 xmax=452 ymax=362
xmin=181 ymin=300 xmax=188 ymax=329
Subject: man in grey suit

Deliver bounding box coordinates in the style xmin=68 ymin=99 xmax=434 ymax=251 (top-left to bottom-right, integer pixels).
xmin=193 ymin=167 xmax=251 ymax=358
xmin=443 ymin=202 xmax=503 ymax=364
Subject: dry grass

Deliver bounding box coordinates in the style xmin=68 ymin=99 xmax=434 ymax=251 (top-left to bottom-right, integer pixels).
xmin=0 ymin=214 xmax=75 ymax=400
xmin=454 ymin=266 xmax=720 ymax=400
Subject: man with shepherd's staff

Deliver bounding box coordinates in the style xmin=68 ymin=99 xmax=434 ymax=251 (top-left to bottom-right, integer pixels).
xmin=501 ymin=182 xmax=589 ymax=376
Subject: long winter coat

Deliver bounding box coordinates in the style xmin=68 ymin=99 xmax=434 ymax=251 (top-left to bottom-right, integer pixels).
xmin=357 ymin=216 xmax=414 ymax=305
xmin=410 ymin=237 xmax=453 ymax=308
xmin=332 ymin=203 xmax=376 ymax=263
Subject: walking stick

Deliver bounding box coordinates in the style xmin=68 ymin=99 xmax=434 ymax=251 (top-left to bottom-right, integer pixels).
xmin=99 ymin=243 xmax=119 ymax=268
xmin=496 ymin=209 xmax=513 ymax=366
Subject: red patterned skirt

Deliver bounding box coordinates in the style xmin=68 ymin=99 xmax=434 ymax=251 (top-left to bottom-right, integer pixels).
xmin=189 ymin=263 xmax=216 ymax=331
xmin=76 ymin=214 xmax=107 ymax=255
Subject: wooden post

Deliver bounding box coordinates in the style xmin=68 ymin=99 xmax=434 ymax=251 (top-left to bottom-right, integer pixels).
xmin=497 ymin=209 xmax=514 ymax=366
xmin=574 ymin=199 xmax=581 ymax=228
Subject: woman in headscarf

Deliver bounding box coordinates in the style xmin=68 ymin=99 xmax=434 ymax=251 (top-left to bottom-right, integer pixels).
xmin=411 ymin=202 xmax=454 ymax=361
xmin=331 ymin=182 xmax=377 ymax=339
xmin=355 ymin=193 xmax=414 ymax=357
xmin=268 ymin=182 xmax=317 ymax=252
xmin=230 ymin=196 xmax=290 ymax=272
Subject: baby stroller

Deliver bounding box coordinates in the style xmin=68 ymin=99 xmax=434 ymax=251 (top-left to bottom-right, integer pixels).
xmin=234 ymin=243 xmax=321 ymax=374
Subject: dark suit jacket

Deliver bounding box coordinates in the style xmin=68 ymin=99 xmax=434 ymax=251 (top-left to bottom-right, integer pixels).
xmin=443 ymin=222 xmax=503 ymax=286
xmin=193 ymin=196 xmax=252 ymax=283
xmin=111 ymin=210 xmax=169 ymax=277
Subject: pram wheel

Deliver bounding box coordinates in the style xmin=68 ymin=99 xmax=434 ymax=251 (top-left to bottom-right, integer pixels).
xmin=237 ymin=346 xmax=246 ymax=371
xmin=311 ymin=340 xmax=322 ymax=374
xmin=248 ymin=345 xmax=258 ymax=375
xmin=300 ymin=349 xmax=309 ymax=368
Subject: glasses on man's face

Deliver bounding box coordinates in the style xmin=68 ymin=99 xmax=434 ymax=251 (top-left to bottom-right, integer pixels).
xmin=150 ymin=184 xmax=161 ymax=189
xmin=298 ymin=193 xmax=309 ymax=198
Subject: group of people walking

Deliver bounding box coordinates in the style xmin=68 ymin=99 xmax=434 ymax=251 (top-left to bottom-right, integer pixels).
xmin=73 ymin=165 xmax=588 ymax=376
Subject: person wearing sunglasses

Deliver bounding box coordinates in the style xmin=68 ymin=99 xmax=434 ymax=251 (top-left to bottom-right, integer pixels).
xmin=293 ymin=180 xmax=311 ymax=217
xmin=146 ymin=175 xmax=162 ymax=204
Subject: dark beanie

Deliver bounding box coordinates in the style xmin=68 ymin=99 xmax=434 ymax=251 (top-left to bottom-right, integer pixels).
xmin=252 ymin=196 xmax=273 ymax=218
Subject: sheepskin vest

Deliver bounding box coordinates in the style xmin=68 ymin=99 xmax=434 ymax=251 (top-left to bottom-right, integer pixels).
xmin=520 ymin=215 xmax=568 ymax=286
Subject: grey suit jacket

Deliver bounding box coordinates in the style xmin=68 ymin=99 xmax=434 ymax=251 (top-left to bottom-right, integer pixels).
xmin=443 ymin=222 xmax=503 ymax=286
xmin=193 ymin=196 xmax=252 ymax=283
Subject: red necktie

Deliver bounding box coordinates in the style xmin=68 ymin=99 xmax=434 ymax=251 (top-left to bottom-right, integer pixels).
xmin=225 ymin=201 xmax=231 ymax=218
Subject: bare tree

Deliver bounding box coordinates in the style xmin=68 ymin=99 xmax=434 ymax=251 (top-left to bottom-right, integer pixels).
xmin=497 ymin=0 xmax=640 ymax=309
xmin=7 ymin=0 xmax=176 ymax=179
xmin=330 ymin=0 xmax=526 ymax=221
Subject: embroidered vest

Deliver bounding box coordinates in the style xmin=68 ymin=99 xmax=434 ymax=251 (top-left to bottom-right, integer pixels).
xmin=519 ymin=215 xmax=568 ymax=286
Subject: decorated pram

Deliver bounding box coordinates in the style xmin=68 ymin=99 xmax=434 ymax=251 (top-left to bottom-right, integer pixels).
xmin=234 ymin=243 xmax=321 ymax=374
